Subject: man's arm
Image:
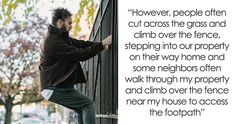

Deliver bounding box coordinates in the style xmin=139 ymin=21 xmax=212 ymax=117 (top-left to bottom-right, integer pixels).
xmin=71 ymin=35 xmax=112 ymax=50
xmin=70 ymin=38 xmax=97 ymax=49
xmin=53 ymin=39 xmax=104 ymax=62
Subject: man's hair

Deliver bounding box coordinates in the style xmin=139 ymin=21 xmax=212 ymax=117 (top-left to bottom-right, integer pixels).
xmin=51 ymin=8 xmax=72 ymax=25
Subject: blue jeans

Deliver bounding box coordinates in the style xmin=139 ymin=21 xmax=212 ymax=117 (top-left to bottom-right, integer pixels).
xmin=47 ymin=88 xmax=95 ymax=124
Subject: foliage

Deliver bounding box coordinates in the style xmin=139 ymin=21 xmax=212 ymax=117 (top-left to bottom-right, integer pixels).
xmin=0 ymin=0 xmax=97 ymax=37
xmin=72 ymin=0 xmax=96 ymax=37
xmin=0 ymin=0 xmax=37 ymax=25
xmin=0 ymin=13 xmax=46 ymax=105
xmin=0 ymin=13 xmax=47 ymax=124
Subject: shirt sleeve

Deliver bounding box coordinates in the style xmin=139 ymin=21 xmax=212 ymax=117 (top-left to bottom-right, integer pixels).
xmin=53 ymin=39 xmax=104 ymax=62
xmin=70 ymin=37 xmax=100 ymax=49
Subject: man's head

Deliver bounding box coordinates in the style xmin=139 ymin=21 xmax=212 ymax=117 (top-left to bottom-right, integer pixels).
xmin=52 ymin=8 xmax=72 ymax=32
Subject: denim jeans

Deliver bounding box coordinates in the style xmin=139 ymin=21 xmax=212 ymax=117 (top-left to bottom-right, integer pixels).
xmin=47 ymin=88 xmax=95 ymax=124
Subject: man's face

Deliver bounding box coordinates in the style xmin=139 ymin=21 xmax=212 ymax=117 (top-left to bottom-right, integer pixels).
xmin=61 ymin=16 xmax=72 ymax=32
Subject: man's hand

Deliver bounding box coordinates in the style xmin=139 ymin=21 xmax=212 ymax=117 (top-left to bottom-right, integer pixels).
xmin=102 ymin=35 xmax=112 ymax=51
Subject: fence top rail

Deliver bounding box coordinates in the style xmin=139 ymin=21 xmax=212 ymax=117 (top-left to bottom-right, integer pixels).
xmin=96 ymin=114 xmax=118 ymax=119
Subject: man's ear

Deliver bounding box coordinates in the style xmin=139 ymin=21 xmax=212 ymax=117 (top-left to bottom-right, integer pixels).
xmin=56 ymin=19 xmax=64 ymax=28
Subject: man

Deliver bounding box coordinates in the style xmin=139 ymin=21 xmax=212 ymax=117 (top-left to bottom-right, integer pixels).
xmin=39 ymin=8 xmax=111 ymax=124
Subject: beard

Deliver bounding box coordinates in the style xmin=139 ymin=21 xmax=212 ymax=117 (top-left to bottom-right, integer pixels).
xmin=60 ymin=23 xmax=69 ymax=32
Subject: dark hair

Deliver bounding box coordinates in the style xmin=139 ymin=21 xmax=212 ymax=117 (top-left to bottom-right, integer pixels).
xmin=51 ymin=8 xmax=72 ymax=25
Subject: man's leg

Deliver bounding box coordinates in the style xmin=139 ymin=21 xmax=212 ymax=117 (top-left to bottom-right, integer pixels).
xmin=83 ymin=101 xmax=95 ymax=124
xmin=48 ymin=89 xmax=96 ymax=124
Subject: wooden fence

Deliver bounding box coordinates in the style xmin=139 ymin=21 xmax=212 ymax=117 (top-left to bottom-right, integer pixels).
xmin=76 ymin=0 xmax=118 ymax=124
